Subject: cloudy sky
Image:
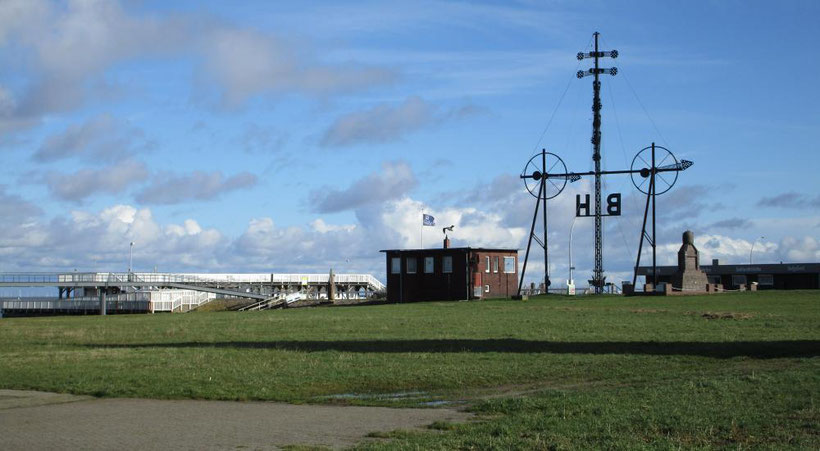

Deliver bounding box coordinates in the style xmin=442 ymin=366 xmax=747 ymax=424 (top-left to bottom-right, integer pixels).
xmin=0 ymin=0 xmax=818 ymax=286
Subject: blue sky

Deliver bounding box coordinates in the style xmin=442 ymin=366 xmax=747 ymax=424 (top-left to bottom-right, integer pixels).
xmin=0 ymin=0 xmax=817 ymax=286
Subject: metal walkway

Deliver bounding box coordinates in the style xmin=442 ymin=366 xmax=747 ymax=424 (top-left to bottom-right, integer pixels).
xmin=0 ymin=272 xmax=384 ymax=293
xmin=0 ymin=271 xmax=385 ymax=316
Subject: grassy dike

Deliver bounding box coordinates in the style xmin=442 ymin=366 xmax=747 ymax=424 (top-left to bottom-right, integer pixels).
xmin=1 ymin=291 xmax=817 ymax=448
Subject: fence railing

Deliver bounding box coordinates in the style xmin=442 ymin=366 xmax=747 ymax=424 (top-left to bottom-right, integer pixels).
xmin=1 ymin=288 xmax=215 ymax=312
xmin=0 ymin=273 xmax=62 ymax=283
xmin=0 ymin=272 xmax=385 ymax=291
xmin=0 ymin=272 xmax=211 ymax=284
xmin=0 ymin=298 xmax=150 ymax=311
xmin=148 ymin=289 xmax=215 ymax=312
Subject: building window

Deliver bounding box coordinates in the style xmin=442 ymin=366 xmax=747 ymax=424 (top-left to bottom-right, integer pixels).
xmin=708 ymin=275 xmax=721 ymax=285
xmin=492 ymin=257 xmax=499 ymax=273
xmin=731 ymin=274 xmax=746 ymax=287
xmin=443 ymin=256 xmax=453 ymax=273
xmin=424 ymin=256 xmax=434 ymax=273
xmin=503 ymin=256 xmax=516 ymax=273
xmin=391 ymin=257 xmax=401 ymax=274
xmin=406 ymin=257 xmax=417 ymax=274
xmin=484 ymin=284 xmax=490 ymax=293
xmin=485 ymin=256 xmax=490 ymax=273
xmin=758 ymin=274 xmax=773 ymax=286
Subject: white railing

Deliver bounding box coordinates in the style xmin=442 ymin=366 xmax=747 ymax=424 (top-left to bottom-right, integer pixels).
xmin=0 ymin=298 xmax=150 ymax=311
xmin=271 ymin=274 xmax=324 ymax=284
xmin=2 ymin=293 xmax=150 ymax=302
xmin=175 ymin=273 xmax=271 ymax=283
xmin=0 ymin=273 xmax=62 ymax=283
xmin=148 ymin=289 xmax=216 ymax=312
xmin=53 ymin=273 xmax=213 ymax=284
xmin=1 ymin=271 xmax=386 ymax=293
xmin=269 ymin=273 xmax=385 ymax=291
xmin=1 ymin=289 xmax=214 ymax=314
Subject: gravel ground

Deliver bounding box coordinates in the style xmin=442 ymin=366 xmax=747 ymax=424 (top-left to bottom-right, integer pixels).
xmin=0 ymin=389 xmax=472 ymax=450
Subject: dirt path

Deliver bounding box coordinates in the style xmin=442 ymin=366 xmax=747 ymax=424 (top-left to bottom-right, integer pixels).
xmin=0 ymin=390 xmax=472 ymax=450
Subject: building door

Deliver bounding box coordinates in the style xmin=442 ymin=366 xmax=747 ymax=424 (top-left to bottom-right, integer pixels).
xmin=473 ymin=272 xmax=482 ymax=299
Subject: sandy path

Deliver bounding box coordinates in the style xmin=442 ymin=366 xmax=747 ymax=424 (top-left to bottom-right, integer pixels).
xmin=0 ymin=390 xmax=471 ymax=450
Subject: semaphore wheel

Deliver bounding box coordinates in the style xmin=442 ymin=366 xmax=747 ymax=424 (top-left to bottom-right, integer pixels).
xmin=630 ymin=145 xmax=679 ymax=195
xmin=521 ymin=151 xmax=568 ymax=200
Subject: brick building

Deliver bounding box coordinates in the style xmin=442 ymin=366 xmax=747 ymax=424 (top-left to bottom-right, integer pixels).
xmin=380 ymin=240 xmax=518 ymax=302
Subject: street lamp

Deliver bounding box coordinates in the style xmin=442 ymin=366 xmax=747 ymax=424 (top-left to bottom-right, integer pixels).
xmin=568 ymin=216 xmax=577 ymax=291
xmin=749 ymin=236 xmax=765 ymax=264
xmin=129 ymin=241 xmax=135 ymax=273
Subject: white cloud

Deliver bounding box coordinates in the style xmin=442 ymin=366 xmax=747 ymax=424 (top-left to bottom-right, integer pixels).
xmin=778 ymin=236 xmax=820 ymax=262
xmin=757 ymin=191 xmax=820 ymax=209
xmin=34 ymin=113 xmax=154 ymax=162
xmin=309 ymin=160 xmax=417 ymax=213
xmin=321 ymin=96 xmax=433 ymax=147
xmin=41 ymin=162 xmax=257 ymax=205
xmin=45 ymin=159 xmax=149 ymax=202
xmin=200 ymin=28 xmax=394 ymax=107
xmin=231 ymin=217 xmax=362 ymax=272
xmin=231 ymin=194 xmax=528 ymax=274
xmin=135 ymin=171 xmax=257 ymax=205
xmin=412 ymin=204 xmax=526 ymax=250
xmin=0 ymin=186 xmax=46 ymax=253
xmin=0 ymin=203 xmax=227 ymax=272
xmin=0 ymin=0 xmax=394 ymax=121
xmin=0 ymin=185 xmax=41 ymax=221
xmin=708 ymin=217 xmax=751 ymax=230
xmin=652 ymin=233 xmax=781 ymax=266
xmin=2 ymin=186 xmax=816 ymax=284
xmin=12 ymin=0 xmax=186 ymax=115
xmin=311 ymin=219 xmax=356 ymax=234
xmin=320 ymin=96 xmax=477 ymax=147
xmin=0 ymin=1 xmax=49 ymax=46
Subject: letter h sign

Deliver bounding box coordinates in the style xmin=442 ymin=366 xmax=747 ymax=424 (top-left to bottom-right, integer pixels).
xmin=576 ymin=193 xmax=621 ymax=217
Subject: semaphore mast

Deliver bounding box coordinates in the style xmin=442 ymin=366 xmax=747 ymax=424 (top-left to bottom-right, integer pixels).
xmin=576 ymin=32 xmax=618 ymax=294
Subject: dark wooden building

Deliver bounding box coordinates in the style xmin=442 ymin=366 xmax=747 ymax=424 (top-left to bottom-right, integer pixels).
xmin=636 ymin=260 xmax=820 ymax=290
xmin=380 ymin=243 xmax=518 ymax=302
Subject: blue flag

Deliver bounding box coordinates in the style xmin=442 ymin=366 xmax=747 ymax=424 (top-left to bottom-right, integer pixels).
xmin=423 ymin=214 xmax=435 ymax=226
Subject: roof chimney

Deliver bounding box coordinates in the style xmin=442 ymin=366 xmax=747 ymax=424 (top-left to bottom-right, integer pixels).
xmin=443 ymin=236 xmax=450 ymax=249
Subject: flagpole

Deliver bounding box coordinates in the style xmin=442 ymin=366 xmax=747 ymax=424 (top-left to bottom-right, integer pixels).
xmin=420 ymin=208 xmax=424 ymax=248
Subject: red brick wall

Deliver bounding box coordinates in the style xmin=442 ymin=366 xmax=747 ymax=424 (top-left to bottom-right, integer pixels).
xmin=470 ymin=251 xmax=518 ymax=299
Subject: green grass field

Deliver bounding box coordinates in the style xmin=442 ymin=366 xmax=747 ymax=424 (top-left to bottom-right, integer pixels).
xmin=2 ymin=291 xmax=818 ymax=449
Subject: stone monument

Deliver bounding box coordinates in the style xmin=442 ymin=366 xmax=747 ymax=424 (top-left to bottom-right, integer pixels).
xmin=672 ymin=230 xmax=708 ymax=291
xmin=328 ymin=268 xmax=336 ymax=302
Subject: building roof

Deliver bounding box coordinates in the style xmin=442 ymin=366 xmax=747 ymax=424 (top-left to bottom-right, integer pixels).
xmin=380 ymin=247 xmax=518 ymax=253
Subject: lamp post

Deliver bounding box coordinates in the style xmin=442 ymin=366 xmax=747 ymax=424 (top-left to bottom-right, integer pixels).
xmin=568 ymin=216 xmax=577 ymax=284
xmin=129 ymin=241 xmax=134 ymax=273
xmin=568 ymin=216 xmax=578 ymax=295
xmin=749 ymin=236 xmax=765 ymax=264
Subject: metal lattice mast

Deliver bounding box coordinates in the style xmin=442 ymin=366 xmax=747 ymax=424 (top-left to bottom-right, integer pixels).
xmin=577 ymin=32 xmax=617 ymax=294
xmin=592 ymin=34 xmax=604 ymax=294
